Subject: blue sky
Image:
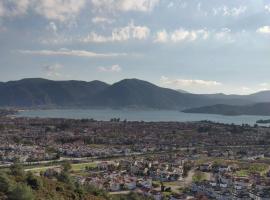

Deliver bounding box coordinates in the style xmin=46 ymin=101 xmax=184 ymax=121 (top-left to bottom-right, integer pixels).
xmin=0 ymin=0 xmax=270 ymax=94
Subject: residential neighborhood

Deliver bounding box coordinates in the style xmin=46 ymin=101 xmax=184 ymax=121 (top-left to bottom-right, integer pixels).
xmin=1 ymin=115 xmax=270 ymax=199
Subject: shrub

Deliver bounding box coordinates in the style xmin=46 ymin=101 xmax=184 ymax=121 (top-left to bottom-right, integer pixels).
xmin=8 ymin=184 xmax=34 ymax=200
xmin=0 ymin=172 xmax=12 ymax=193
xmin=26 ymin=172 xmax=42 ymax=190
xmin=10 ymin=163 xmax=24 ymax=177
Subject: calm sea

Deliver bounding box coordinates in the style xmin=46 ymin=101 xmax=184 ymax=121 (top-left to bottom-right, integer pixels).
xmin=16 ymin=109 xmax=270 ymax=126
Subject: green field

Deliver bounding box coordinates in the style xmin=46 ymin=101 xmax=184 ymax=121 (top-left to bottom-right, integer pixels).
xmin=71 ymin=162 xmax=97 ymax=171
xmin=24 ymin=161 xmax=98 ymax=174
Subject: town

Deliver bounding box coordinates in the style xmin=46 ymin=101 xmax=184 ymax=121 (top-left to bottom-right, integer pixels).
xmin=0 ymin=115 xmax=270 ymax=200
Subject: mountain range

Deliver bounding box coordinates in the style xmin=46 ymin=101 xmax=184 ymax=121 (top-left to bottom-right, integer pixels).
xmin=0 ymin=78 xmax=269 ymax=111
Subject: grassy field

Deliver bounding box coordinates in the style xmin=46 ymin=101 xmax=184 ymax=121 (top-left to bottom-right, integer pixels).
xmin=235 ymin=170 xmax=249 ymax=177
xmin=24 ymin=161 xmax=98 ymax=173
xmin=71 ymin=162 xmax=97 ymax=171
xmin=235 ymin=163 xmax=269 ymax=177
xmin=25 ymin=165 xmax=61 ymax=173
xmin=192 ymin=171 xmax=208 ymax=183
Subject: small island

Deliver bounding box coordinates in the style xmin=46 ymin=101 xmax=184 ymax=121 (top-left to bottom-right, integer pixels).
xmin=256 ymin=119 xmax=270 ymax=124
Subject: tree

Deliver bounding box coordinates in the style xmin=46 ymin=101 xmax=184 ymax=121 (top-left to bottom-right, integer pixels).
xmin=74 ymin=182 xmax=85 ymax=198
xmin=26 ymin=172 xmax=42 ymax=190
xmin=8 ymin=184 xmax=34 ymax=200
xmin=183 ymin=161 xmax=192 ymax=177
xmin=62 ymin=161 xmax=72 ymax=172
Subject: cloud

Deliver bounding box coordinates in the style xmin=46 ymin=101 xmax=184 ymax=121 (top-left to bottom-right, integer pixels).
xmin=257 ymin=26 xmax=270 ymax=34
xmin=167 ymin=2 xmax=174 ymax=8
xmin=152 ymin=27 xmax=242 ymax=44
xmin=82 ymin=22 xmax=150 ymax=43
xmin=258 ymin=83 xmax=270 ymax=91
xmin=18 ymin=49 xmax=128 ymax=58
xmin=154 ymin=28 xmax=240 ymax=44
xmin=265 ymin=4 xmax=270 ymax=12
xmin=47 ymin=22 xmax=58 ymax=33
xmin=215 ymin=28 xmax=234 ymax=43
xmin=1 ymin=0 xmax=158 ymax=21
xmin=0 ymin=0 xmax=85 ymax=22
xmin=154 ymin=28 xmax=209 ymax=43
xmin=39 ymin=36 xmax=74 ymax=45
xmin=259 ymin=83 xmax=269 ymax=87
xmin=44 ymin=63 xmax=63 ymax=78
xmin=98 ymin=64 xmax=122 ymax=73
xmin=171 ymin=29 xmax=197 ymax=42
xmin=33 ymin=0 xmax=85 ymax=22
xmin=91 ymin=0 xmax=159 ymax=13
xmin=92 ymin=17 xmax=114 ymax=24
xmin=0 ymin=0 xmax=30 ymax=17
xmin=154 ymin=30 xmax=168 ymax=43
xmin=160 ymin=76 xmax=222 ymax=88
xmin=212 ymin=5 xmax=247 ymax=17
xmin=239 ymin=83 xmax=270 ymax=94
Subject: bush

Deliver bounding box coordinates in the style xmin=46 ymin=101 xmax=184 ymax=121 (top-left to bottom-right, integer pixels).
xmin=192 ymin=171 xmax=207 ymax=183
xmin=57 ymin=171 xmax=72 ymax=184
xmin=8 ymin=184 xmax=34 ymax=200
xmin=10 ymin=163 xmax=24 ymax=177
xmin=0 ymin=172 xmax=12 ymax=193
xmin=85 ymin=185 xmax=108 ymax=198
xmin=62 ymin=161 xmax=72 ymax=172
xmin=112 ymin=192 xmax=154 ymax=200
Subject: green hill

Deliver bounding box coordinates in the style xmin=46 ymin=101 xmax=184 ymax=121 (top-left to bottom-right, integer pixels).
xmin=183 ymin=103 xmax=270 ymax=116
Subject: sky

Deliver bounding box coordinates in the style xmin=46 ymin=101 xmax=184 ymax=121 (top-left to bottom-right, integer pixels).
xmin=0 ymin=0 xmax=270 ymax=94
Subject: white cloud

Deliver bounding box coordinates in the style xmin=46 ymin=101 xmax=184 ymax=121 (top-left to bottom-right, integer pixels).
xmin=0 ymin=0 xmax=30 ymax=17
xmin=44 ymin=63 xmax=63 ymax=78
xmin=215 ymin=28 xmax=234 ymax=43
xmin=33 ymin=0 xmax=85 ymax=22
xmin=171 ymin=29 xmax=195 ymax=42
xmin=39 ymin=36 xmax=74 ymax=45
xmin=0 ymin=0 xmax=85 ymax=22
xmin=154 ymin=28 xmax=242 ymax=44
xmin=161 ymin=76 xmax=222 ymax=87
xmin=154 ymin=28 xmax=209 ymax=43
xmin=154 ymin=30 xmax=168 ymax=43
xmin=167 ymin=2 xmax=174 ymax=8
xmin=82 ymin=22 xmax=150 ymax=43
xmin=91 ymin=0 xmax=159 ymax=13
xmin=257 ymin=26 xmax=270 ymax=34
xmin=92 ymin=17 xmax=114 ymax=24
xmin=239 ymin=83 xmax=270 ymax=94
xmin=98 ymin=64 xmax=122 ymax=73
xmin=259 ymin=83 xmax=269 ymax=87
xmin=18 ymin=49 xmax=128 ymax=58
xmin=82 ymin=33 xmax=109 ymax=43
xmin=47 ymin=22 xmax=58 ymax=33
xmin=265 ymin=4 xmax=270 ymax=12
xmin=258 ymin=83 xmax=270 ymax=91
xmin=213 ymin=5 xmax=247 ymax=17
